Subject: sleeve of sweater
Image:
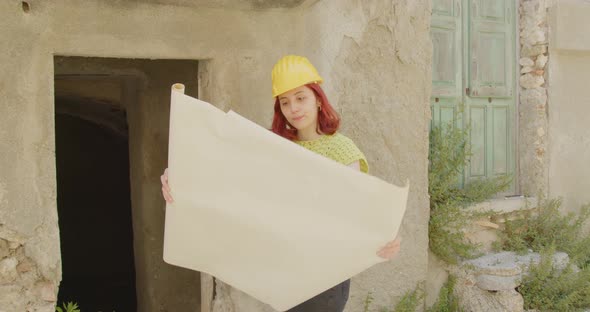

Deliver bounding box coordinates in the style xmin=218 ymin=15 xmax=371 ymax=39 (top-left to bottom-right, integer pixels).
xmin=340 ymin=136 xmax=369 ymax=174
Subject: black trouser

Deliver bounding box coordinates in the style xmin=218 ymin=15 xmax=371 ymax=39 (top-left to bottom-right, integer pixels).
xmin=286 ymin=279 xmax=350 ymax=312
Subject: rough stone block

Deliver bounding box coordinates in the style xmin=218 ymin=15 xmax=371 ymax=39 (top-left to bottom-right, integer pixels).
xmin=535 ymin=54 xmax=548 ymax=68
xmin=463 ymin=254 xmax=521 ymax=276
xmin=521 ymin=44 xmax=547 ymax=57
xmin=520 ymin=87 xmax=547 ymax=106
xmin=520 ymin=73 xmax=545 ymax=89
xmin=513 ymin=252 xmax=570 ymax=273
xmin=0 ymin=257 xmax=18 ymax=284
xmin=450 ymin=251 xmax=571 ymax=311
xmin=29 ymin=303 xmax=57 ymax=312
xmin=523 ymin=0 xmax=544 ymax=16
xmin=8 ymin=241 xmax=21 ymax=250
xmin=36 ymin=281 xmax=57 ymax=302
xmin=455 ymin=280 xmax=524 ymax=312
xmin=521 ymin=66 xmax=534 ymax=73
xmin=476 ymin=274 xmax=521 ymax=291
xmin=519 ymin=57 xmax=535 ymax=67
xmin=531 ymin=30 xmax=546 ymax=45
xmin=0 ymin=239 xmax=8 ymax=260
xmin=17 ymin=258 xmax=34 ymax=273
xmin=0 ymin=285 xmax=25 ymax=312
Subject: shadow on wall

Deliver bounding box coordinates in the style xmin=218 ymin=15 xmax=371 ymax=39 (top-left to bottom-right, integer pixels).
xmin=53 ymin=56 xmax=202 ymax=311
xmin=55 ymin=106 xmax=136 ymax=311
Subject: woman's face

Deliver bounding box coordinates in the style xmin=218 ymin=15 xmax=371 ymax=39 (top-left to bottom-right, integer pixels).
xmin=278 ymin=85 xmax=320 ymax=133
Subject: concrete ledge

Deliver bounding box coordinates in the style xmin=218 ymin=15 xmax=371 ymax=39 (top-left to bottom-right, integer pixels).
xmin=465 ymin=197 xmax=537 ymax=252
xmin=471 ymin=196 xmax=537 ymax=215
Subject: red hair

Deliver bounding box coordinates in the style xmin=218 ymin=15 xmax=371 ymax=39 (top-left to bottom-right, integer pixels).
xmin=271 ymin=83 xmax=340 ymax=141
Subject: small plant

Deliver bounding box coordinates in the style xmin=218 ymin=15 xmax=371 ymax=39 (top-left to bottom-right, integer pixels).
xmin=393 ymin=284 xmax=423 ymax=312
xmin=494 ymin=199 xmax=590 ymax=310
xmin=426 ymin=275 xmax=462 ymax=312
xmin=363 ymin=291 xmax=374 ymax=312
xmin=494 ymin=198 xmax=590 ymax=267
xmin=56 ymin=301 xmax=80 ymax=312
xmin=518 ymin=245 xmax=590 ymax=311
xmin=362 ymin=284 xmax=424 ymax=312
xmin=429 ymin=123 xmax=511 ymax=263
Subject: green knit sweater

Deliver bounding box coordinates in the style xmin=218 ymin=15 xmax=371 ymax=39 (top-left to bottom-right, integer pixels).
xmin=295 ymin=133 xmax=369 ymax=173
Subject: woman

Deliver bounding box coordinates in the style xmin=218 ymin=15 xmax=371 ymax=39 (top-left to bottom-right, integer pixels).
xmin=161 ymin=55 xmax=401 ymax=312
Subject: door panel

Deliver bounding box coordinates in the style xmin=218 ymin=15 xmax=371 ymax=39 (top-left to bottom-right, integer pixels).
xmin=433 ymin=0 xmax=455 ymax=15
xmin=431 ymin=0 xmax=516 ymax=193
xmin=493 ymin=107 xmax=509 ymax=175
xmin=432 ymin=26 xmax=459 ymax=97
xmin=469 ymin=106 xmax=487 ymax=178
xmin=465 ymin=0 xmax=515 ymax=192
xmin=432 ymin=0 xmax=462 ymax=98
xmin=469 ymin=0 xmax=513 ymax=98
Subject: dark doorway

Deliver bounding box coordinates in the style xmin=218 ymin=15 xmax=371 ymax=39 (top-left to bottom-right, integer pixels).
xmin=54 ymin=56 xmax=202 ymax=311
xmin=55 ymin=96 xmax=137 ymax=311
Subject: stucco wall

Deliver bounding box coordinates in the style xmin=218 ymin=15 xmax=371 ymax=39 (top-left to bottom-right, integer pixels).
xmin=213 ymin=1 xmax=432 ymax=311
xmin=547 ymin=0 xmax=590 ymax=214
xmin=217 ymin=2 xmax=432 ymax=312
xmin=0 ymin=1 xmax=296 ymax=311
xmin=0 ymin=0 xmax=431 ymax=311
xmin=304 ymin=1 xmax=431 ymax=311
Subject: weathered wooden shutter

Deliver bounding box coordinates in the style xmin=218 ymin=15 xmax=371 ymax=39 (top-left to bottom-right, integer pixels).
xmin=431 ymin=0 xmax=463 ymax=129
xmin=432 ymin=0 xmax=462 ymax=99
xmin=468 ymin=0 xmax=513 ymax=98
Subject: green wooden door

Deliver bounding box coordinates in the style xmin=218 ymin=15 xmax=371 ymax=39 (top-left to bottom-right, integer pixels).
xmin=431 ymin=0 xmax=463 ymax=125
xmin=431 ymin=0 xmax=516 ymax=193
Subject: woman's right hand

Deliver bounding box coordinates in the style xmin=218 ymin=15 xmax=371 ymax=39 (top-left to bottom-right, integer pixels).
xmin=161 ymin=168 xmax=174 ymax=203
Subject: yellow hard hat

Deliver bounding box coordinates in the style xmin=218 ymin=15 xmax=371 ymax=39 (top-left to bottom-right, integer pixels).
xmin=271 ymin=55 xmax=323 ymax=98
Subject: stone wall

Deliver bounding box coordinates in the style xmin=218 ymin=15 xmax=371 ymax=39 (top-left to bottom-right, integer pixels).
xmin=0 ymin=1 xmax=295 ymax=310
xmin=0 ymin=0 xmax=431 ymax=311
xmin=0 ymin=239 xmax=57 ymax=312
xmin=518 ymin=0 xmax=555 ymax=197
xmin=519 ymin=0 xmax=590 ymax=213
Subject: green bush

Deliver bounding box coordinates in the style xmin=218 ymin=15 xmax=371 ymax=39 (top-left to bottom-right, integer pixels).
xmin=518 ymin=246 xmax=590 ymax=311
xmin=393 ymin=285 xmax=423 ymax=312
xmin=429 ymin=123 xmax=511 ymax=264
xmin=494 ymin=198 xmax=590 ymax=268
xmin=55 ymin=302 xmax=80 ymax=312
xmin=363 ymin=292 xmax=374 ymax=312
xmin=426 ymin=275 xmax=462 ymax=312
xmin=361 ymin=284 xmax=424 ymax=312
xmin=362 ymin=278 xmax=461 ymax=312
xmin=493 ymin=198 xmax=590 ymax=310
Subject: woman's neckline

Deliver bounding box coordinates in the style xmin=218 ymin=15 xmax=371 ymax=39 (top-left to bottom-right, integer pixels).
xmin=295 ymin=133 xmax=334 ymax=143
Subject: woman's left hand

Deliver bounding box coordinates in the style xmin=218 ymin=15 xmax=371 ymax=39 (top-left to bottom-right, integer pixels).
xmin=376 ymin=237 xmax=401 ymax=260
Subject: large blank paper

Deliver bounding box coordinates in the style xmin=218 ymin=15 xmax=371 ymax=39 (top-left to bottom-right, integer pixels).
xmin=163 ymin=84 xmax=409 ymax=311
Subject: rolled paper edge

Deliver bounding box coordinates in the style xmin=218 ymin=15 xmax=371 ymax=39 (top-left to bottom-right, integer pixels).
xmin=172 ymin=83 xmax=185 ymax=94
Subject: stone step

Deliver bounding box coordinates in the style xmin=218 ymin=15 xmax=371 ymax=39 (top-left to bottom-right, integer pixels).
xmin=464 ymin=196 xmax=538 ymax=252
xmin=460 ymin=251 xmax=570 ymax=291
